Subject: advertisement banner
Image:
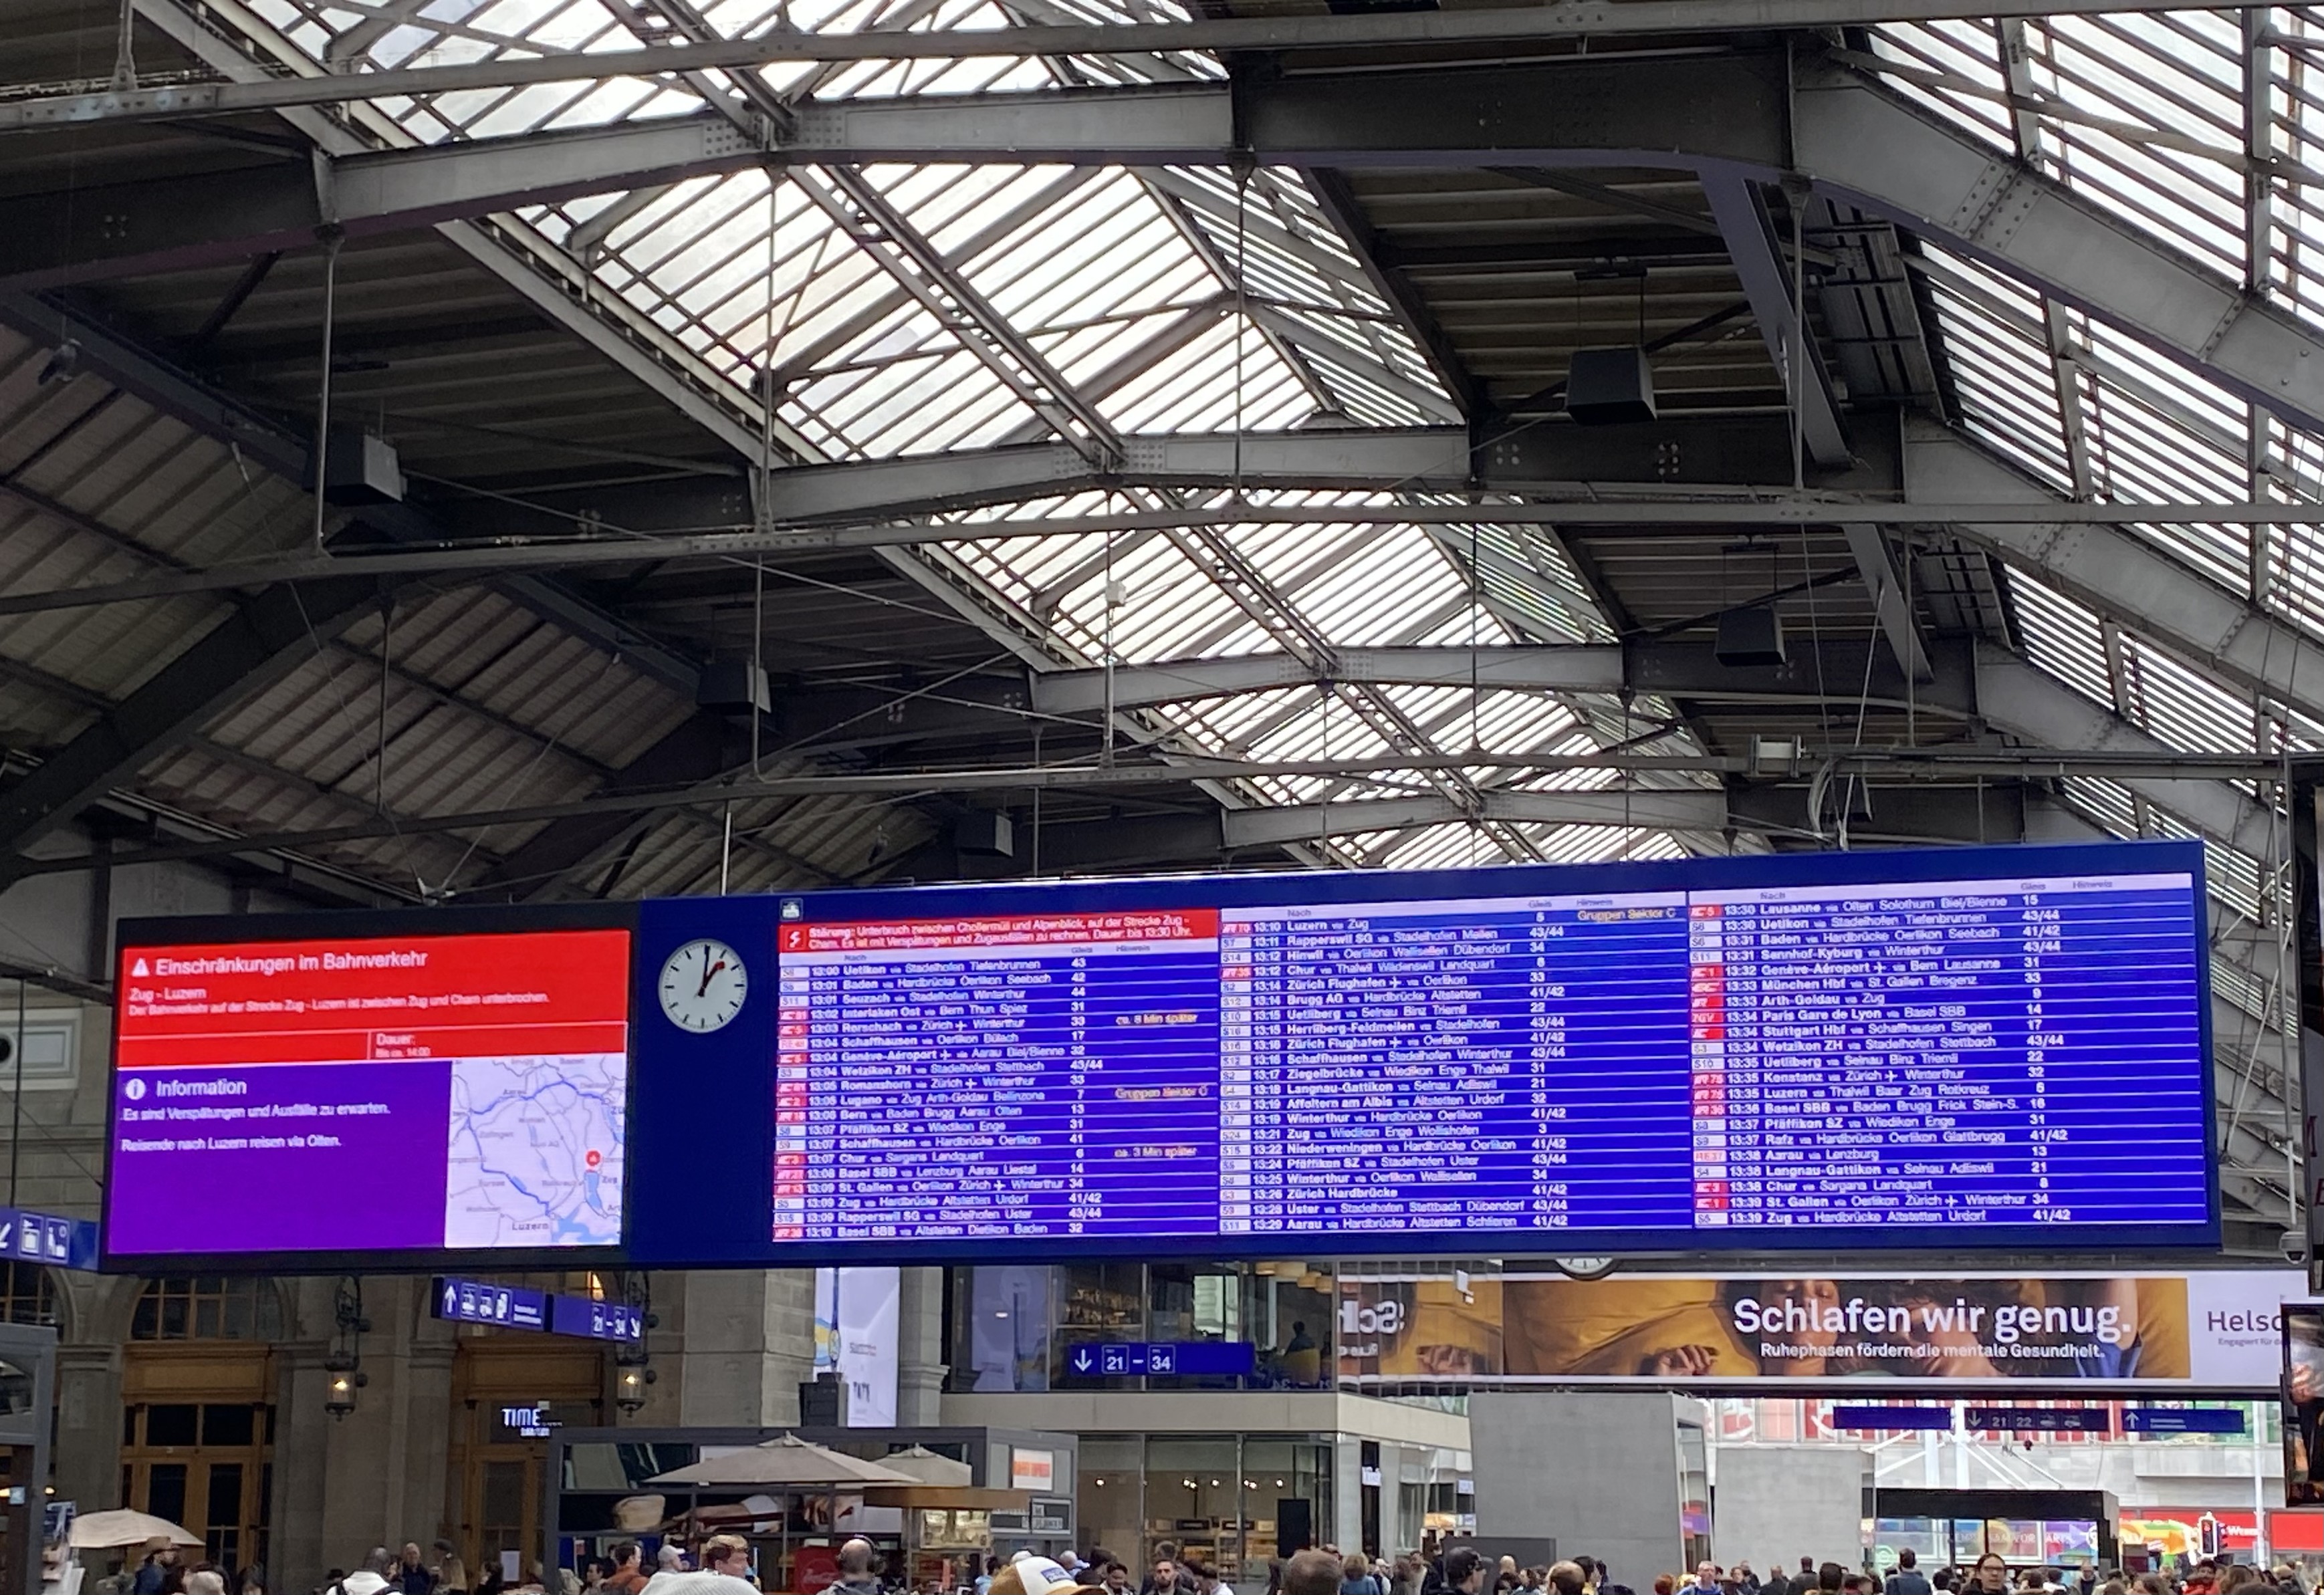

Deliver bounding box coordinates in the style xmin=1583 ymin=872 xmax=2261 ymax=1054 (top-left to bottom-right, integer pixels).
xmin=1338 ymin=1269 xmax=2305 ymax=1388
xmin=814 ymin=1265 xmax=901 ymax=1427
xmin=2119 ymin=1509 xmax=2256 ymax=1560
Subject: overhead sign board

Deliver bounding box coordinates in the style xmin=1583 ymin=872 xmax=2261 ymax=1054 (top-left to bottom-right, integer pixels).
xmin=1065 ymin=1342 xmax=1257 ymax=1378
xmin=2123 ymin=1407 xmax=2246 ymax=1434
xmin=434 ymin=1277 xmax=639 ymax=1344
xmin=435 ymin=1277 xmax=549 ymax=1331
xmin=0 ymin=1208 xmax=97 ymax=1271
xmin=1832 ymin=1406 xmax=1954 ymax=1430
xmin=103 ymin=840 xmax=2220 ymax=1269
xmin=548 ymin=1294 xmax=643 ymax=1344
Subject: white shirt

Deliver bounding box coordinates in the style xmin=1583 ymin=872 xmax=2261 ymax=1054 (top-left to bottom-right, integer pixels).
xmin=640 ymin=1572 xmax=758 ymax=1595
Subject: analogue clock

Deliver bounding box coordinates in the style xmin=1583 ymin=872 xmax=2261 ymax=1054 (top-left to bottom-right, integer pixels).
xmin=658 ymin=937 xmax=747 ymax=1033
xmin=1552 ymin=1256 xmax=1619 ymax=1281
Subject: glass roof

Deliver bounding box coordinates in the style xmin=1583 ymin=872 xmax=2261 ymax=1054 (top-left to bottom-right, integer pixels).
xmin=232 ymin=0 xmax=1720 ymax=872
xmin=193 ymin=0 xmax=2321 ymax=931
xmin=1869 ymin=8 xmax=2324 ymax=1076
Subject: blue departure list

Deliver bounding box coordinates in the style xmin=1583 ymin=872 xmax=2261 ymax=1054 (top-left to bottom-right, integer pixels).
xmin=768 ymin=851 xmax=2215 ymax=1252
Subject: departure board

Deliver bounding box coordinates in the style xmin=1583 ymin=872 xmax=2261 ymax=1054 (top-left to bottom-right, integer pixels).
xmin=102 ymin=840 xmax=2218 ymax=1267
xmin=757 ymin=842 xmax=2217 ymax=1258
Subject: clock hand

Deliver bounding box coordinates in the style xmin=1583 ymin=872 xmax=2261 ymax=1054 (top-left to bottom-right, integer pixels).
xmin=696 ymin=955 xmax=727 ymax=999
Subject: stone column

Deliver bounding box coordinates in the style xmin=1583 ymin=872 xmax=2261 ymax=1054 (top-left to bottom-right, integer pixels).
xmin=51 ymin=1343 xmax=121 ymax=1516
xmin=676 ymin=1271 xmax=816 ymax=1426
xmin=895 ymin=1269 xmax=947 ymax=1425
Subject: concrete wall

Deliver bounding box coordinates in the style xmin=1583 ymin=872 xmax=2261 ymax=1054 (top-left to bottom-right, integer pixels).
xmin=1714 ymin=1445 xmax=1867 ymax=1572
xmin=1471 ymin=1392 xmax=1692 ymax=1584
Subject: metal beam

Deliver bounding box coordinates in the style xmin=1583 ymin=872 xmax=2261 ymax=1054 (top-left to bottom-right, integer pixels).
xmin=22 ymin=475 xmax=2324 ymax=618
xmin=0 ymin=116 xmax=764 ymax=290
xmin=1304 ymin=167 xmax=1483 ymax=418
xmin=481 ymin=416 xmax=1890 ymax=541
xmin=0 ymin=577 xmax=386 ymax=865
xmin=1904 ymin=418 xmax=2324 ymax=723
xmin=19 ymin=51 xmax=2324 ymax=461
xmin=1700 ymin=172 xmax=1851 ymax=469
xmin=467 ymin=713 xmax=732 ymax=900
xmin=1026 ymin=638 xmax=1978 ymax=717
xmin=1219 ymin=788 xmax=1729 ymax=845
xmin=1842 ymin=521 xmax=1936 ymax=683
xmin=0 ymin=56 xmax=1787 ymax=289
xmin=29 ymin=53 xmax=2317 ymax=469
xmin=0 ymin=289 xmax=707 ymax=699
xmin=0 ymin=0 xmax=2277 ymax=131
xmin=1700 ymin=173 xmax=1934 ymax=685
xmin=1796 ymin=63 xmax=2324 ymax=437
xmin=1970 ymin=643 xmax=2280 ymax=858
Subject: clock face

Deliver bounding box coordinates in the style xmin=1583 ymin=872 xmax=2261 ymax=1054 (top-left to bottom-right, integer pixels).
xmin=659 ymin=938 xmax=747 ymax=1033
xmin=1552 ymin=1255 xmax=1619 ymax=1281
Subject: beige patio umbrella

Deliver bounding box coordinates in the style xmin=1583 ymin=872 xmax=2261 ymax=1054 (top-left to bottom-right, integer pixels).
xmin=874 ymin=1446 xmax=973 ymax=1487
xmin=645 ymin=1433 xmax=919 ymax=1489
xmin=69 ymin=1511 xmax=202 ymax=1550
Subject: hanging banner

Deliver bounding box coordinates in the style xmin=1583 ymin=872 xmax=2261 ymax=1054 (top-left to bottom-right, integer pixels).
xmin=816 ymin=1266 xmax=901 ymax=1427
xmin=1339 ymin=1268 xmax=2305 ymax=1388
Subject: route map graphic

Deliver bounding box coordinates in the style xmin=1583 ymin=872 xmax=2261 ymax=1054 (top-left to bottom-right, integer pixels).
xmin=447 ymin=1055 xmax=626 ymax=1247
xmin=109 ymin=927 xmax=631 ymax=1258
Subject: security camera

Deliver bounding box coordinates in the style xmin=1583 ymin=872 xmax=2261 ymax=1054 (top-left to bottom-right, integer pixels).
xmin=2283 ymin=1229 xmax=2309 ymax=1265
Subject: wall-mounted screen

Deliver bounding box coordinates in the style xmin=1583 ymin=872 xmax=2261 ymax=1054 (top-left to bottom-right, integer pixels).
xmin=100 ymin=839 xmax=2218 ymax=1269
xmin=106 ymin=908 xmax=632 ymax=1268
xmin=625 ymin=836 xmax=2219 ymax=1265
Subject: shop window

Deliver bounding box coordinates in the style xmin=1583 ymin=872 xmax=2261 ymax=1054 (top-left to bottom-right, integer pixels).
xmin=0 ymin=1265 xmax=57 ymax=1329
xmin=481 ymin=1461 xmax=529 ymax=1567
xmin=203 ymin=1406 xmax=256 ymax=1447
xmin=122 ymin=1404 xmax=273 ymax=1576
xmin=949 ymin=1267 xmax=1061 ymax=1392
xmin=145 ymin=1406 xmax=199 ymax=1447
xmin=131 ymin=1278 xmax=283 ymax=1342
xmin=0 ymin=1011 xmax=79 ymax=1088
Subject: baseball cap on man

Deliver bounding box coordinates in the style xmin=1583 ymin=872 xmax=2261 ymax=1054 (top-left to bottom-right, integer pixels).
xmin=991 ymin=1557 xmax=1102 ymax=1595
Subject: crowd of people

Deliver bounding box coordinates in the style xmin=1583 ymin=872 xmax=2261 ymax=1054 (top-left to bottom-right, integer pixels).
xmin=977 ymin=1545 xmax=2324 ymax=1595
xmin=1574 ymin=1552 xmax=2315 ymax=1595
xmin=119 ymin=1534 xmax=2324 ymax=1595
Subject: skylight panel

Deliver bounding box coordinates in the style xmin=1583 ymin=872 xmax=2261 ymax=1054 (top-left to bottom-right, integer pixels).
xmin=1867 ymin=19 xmax=2013 ymax=149
xmin=2006 ymin=572 xmax=2115 ymax=707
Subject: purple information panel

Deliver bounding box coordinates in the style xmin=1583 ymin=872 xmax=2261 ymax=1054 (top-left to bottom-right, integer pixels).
xmin=108 ymin=927 xmax=630 ymax=1262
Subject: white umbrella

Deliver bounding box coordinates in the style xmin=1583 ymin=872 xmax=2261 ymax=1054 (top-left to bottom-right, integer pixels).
xmin=645 ymin=1433 xmax=919 ymax=1489
xmin=70 ymin=1511 xmax=201 ymax=1551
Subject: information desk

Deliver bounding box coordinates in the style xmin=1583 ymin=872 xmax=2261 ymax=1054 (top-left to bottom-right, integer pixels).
xmin=739 ymin=842 xmax=2214 ymax=1261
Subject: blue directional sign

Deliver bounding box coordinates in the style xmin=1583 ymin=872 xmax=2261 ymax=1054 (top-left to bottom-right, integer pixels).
xmin=2123 ymin=1407 xmax=2246 ymax=1435
xmin=1831 ymin=1406 xmax=1955 ymax=1431
xmin=1964 ymin=1406 xmax=2112 ymax=1433
xmin=434 ymin=1277 xmax=549 ymax=1331
xmin=0 ymin=1207 xmax=98 ymax=1271
xmin=1067 ymin=1341 xmax=1256 ymax=1378
xmin=550 ymin=1294 xmax=644 ymax=1344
